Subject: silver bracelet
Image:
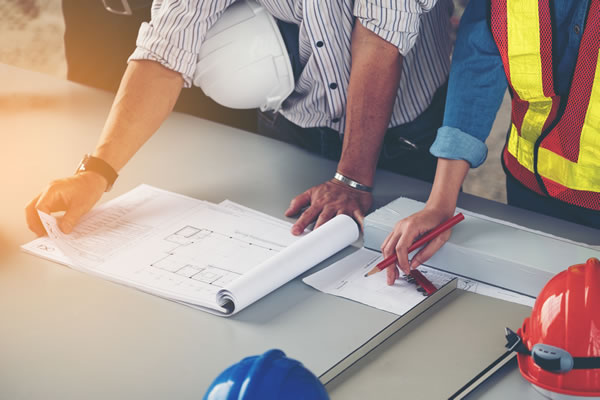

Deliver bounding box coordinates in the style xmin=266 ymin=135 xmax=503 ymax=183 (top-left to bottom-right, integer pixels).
xmin=333 ymin=172 xmax=373 ymax=192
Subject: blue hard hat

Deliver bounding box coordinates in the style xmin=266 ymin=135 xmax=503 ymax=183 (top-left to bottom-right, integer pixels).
xmin=203 ymin=349 xmax=329 ymax=400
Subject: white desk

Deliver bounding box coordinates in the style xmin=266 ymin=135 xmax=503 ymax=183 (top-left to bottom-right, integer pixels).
xmin=1 ymin=64 xmax=597 ymax=399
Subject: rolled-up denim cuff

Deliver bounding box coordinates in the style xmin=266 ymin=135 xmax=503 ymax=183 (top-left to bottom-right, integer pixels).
xmin=430 ymin=126 xmax=488 ymax=168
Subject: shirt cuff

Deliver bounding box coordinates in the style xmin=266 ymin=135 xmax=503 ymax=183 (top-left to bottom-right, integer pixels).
xmin=430 ymin=126 xmax=488 ymax=168
xmin=129 ymin=22 xmax=196 ymax=88
xmin=354 ymin=1 xmax=435 ymax=55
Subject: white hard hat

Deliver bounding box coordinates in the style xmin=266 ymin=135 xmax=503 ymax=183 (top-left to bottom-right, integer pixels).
xmin=193 ymin=0 xmax=295 ymax=112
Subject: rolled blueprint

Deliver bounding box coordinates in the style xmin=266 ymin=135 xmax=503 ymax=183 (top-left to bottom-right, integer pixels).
xmin=217 ymin=214 xmax=359 ymax=315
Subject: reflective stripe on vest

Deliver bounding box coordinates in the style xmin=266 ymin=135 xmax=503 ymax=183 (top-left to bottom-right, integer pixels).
xmin=538 ymin=29 xmax=600 ymax=193
xmin=492 ymin=0 xmax=600 ymax=209
xmin=507 ymin=0 xmax=553 ymax=152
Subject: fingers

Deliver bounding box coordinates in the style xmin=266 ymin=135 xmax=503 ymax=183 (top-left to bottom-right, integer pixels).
xmin=36 ymin=187 xmax=68 ymax=215
xmin=380 ymin=220 xmax=419 ymax=275
xmin=285 ymin=192 xmax=311 ymax=217
xmin=25 ymin=185 xmax=69 ymax=236
xmin=291 ymin=205 xmax=320 ymax=235
xmin=60 ymin=201 xmax=94 ymax=234
xmin=307 ymin=205 xmax=365 ymax=233
xmin=381 ymin=226 xmax=402 ymax=259
xmin=314 ymin=206 xmax=337 ymax=230
xmin=380 ymin=232 xmax=392 ymax=255
xmin=25 ymin=193 xmax=46 ymax=237
xmin=409 ymin=231 xmax=451 ymax=269
xmin=288 ymin=180 xmax=372 ymax=235
xmin=380 ymin=207 xmax=457 ymax=275
xmin=25 ymin=173 xmax=105 ymax=236
xmin=352 ymin=209 xmax=365 ymax=231
xmin=386 ymin=264 xmax=399 ymax=285
xmin=394 ymin=227 xmax=420 ymax=275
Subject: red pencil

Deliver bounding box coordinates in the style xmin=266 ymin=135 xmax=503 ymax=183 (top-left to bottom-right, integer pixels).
xmin=365 ymin=213 xmax=465 ymax=281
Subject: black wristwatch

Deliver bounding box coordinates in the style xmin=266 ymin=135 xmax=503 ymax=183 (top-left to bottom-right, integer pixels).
xmin=75 ymin=154 xmax=118 ymax=192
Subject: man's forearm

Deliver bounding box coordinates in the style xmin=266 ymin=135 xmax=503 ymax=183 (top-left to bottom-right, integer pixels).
xmin=93 ymin=60 xmax=184 ymax=171
xmin=337 ymin=21 xmax=403 ymax=187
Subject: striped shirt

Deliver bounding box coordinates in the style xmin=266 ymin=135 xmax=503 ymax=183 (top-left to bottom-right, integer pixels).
xmin=130 ymin=0 xmax=453 ymax=134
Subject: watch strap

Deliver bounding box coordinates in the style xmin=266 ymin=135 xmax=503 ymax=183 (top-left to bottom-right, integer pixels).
xmin=75 ymin=154 xmax=118 ymax=192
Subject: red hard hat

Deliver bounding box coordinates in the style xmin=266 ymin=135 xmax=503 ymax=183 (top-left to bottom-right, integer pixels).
xmin=516 ymin=257 xmax=600 ymax=397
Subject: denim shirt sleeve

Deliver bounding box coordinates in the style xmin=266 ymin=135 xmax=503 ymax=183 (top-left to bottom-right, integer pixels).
xmin=429 ymin=0 xmax=508 ymax=168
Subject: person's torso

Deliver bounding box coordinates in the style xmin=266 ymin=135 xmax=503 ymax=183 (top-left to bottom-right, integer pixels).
xmin=257 ymin=0 xmax=454 ymax=133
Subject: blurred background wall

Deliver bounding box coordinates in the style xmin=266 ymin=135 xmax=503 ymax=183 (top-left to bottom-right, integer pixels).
xmin=0 ymin=0 xmax=65 ymax=76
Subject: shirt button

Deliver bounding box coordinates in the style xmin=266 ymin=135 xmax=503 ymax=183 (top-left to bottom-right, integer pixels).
xmin=316 ymin=41 xmax=324 ymax=48
xmin=329 ymin=82 xmax=338 ymax=90
xmin=574 ymin=24 xmax=581 ymax=34
xmin=331 ymin=117 xmax=340 ymax=123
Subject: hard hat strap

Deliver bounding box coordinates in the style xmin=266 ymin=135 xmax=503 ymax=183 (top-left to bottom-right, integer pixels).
xmin=505 ymin=327 xmax=529 ymax=354
xmin=575 ymin=357 xmax=600 ymax=369
xmin=505 ymin=327 xmax=600 ymax=373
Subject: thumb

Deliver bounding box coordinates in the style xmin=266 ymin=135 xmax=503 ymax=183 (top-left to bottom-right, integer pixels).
xmin=59 ymin=204 xmax=91 ymax=234
xmin=285 ymin=191 xmax=311 ymax=217
xmin=352 ymin=209 xmax=365 ymax=231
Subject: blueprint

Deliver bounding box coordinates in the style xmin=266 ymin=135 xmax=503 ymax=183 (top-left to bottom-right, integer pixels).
xmin=24 ymin=185 xmax=359 ymax=316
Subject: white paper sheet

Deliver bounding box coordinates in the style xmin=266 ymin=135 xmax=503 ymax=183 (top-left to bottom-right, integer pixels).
xmin=454 ymin=277 xmax=535 ymax=307
xmin=24 ymin=185 xmax=360 ymax=316
xmin=22 ymin=237 xmax=71 ymax=266
xmin=303 ymin=248 xmax=535 ymax=316
xmin=218 ymin=214 xmax=359 ymax=313
xmin=303 ymin=248 xmax=454 ymax=315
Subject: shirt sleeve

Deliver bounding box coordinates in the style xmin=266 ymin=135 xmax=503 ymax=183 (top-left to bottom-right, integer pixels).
xmin=429 ymin=0 xmax=508 ymax=167
xmin=353 ymin=0 xmax=445 ymax=55
xmin=129 ymin=0 xmax=237 ymax=88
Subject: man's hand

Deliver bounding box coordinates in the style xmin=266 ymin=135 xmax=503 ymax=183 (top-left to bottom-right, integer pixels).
xmin=284 ymin=22 xmax=402 ymax=237
xmin=25 ymin=172 xmax=106 ymax=236
xmin=380 ymin=206 xmax=454 ymax=285
xmin=285 ymin=180 xmax=372 ymax=235
xmin=25 ymin=60 xmax=185 ymax=237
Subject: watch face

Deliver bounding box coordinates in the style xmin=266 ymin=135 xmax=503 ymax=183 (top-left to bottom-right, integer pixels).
xmin=76 ymin=156 xmax=89 ymax=174
xmin=75 ymin=155 xmax=117 ymax=192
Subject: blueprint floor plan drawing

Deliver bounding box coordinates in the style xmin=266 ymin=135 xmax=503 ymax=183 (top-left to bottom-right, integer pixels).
xmin=24 ymin=185 xmax=359 ymax=316
xmin=152 ymin=224 xmax=281 ymax=289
